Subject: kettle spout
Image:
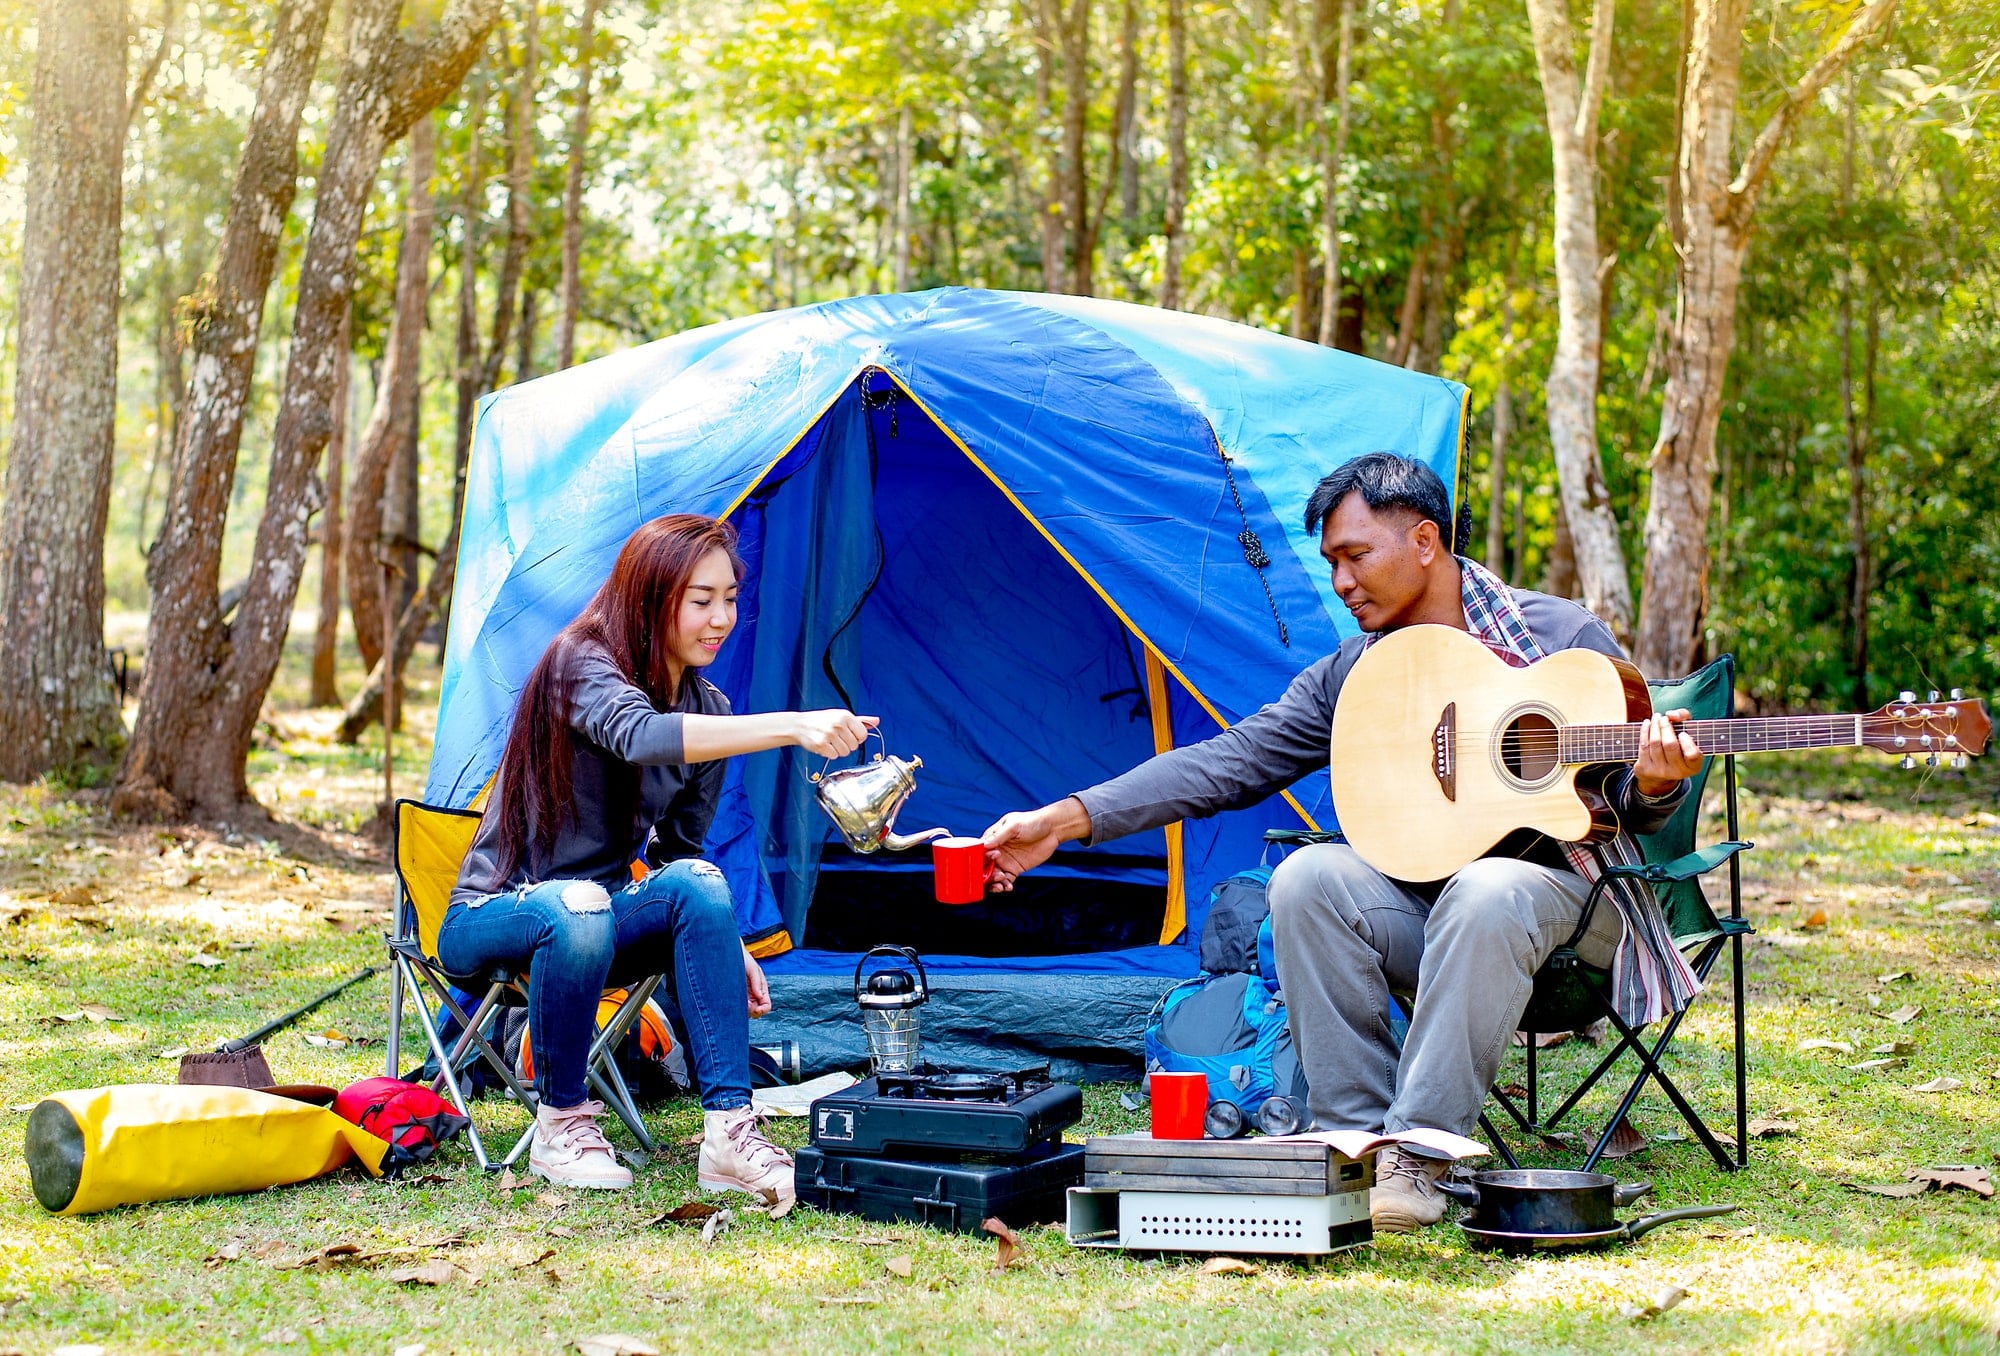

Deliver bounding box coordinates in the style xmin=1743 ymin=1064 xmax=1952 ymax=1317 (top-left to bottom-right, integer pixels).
xmin=880 ymin=826 xmax=950 ymax=852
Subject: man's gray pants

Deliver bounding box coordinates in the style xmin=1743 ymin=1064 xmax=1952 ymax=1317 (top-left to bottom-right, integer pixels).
xmin=1266 ymin=843 xmax=1623 ymax=1137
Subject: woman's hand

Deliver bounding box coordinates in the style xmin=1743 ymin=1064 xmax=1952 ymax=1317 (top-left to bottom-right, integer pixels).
xmin=1634 ymin=707 xmax=1704 ymax=798
xmin=792 ymin=710 xmax=878 ymax=759
xmin=743 ymin=944 xmax=771 ymax=1018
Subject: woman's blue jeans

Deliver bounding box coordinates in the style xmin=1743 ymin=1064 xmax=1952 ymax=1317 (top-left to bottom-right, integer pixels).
xmin=435 ymin=858 xmax=752 ymax=1112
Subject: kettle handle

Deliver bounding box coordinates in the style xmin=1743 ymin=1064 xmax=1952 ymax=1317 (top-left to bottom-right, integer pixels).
xmin=807 ymin=725 xmax=888 ymax=783
xmin=853 ymin=944 xmax=929 ymax=1004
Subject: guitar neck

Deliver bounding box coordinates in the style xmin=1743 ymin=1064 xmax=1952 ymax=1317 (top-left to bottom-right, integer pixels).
xmin=1558 ymin=715 xmax=1872 ymax=764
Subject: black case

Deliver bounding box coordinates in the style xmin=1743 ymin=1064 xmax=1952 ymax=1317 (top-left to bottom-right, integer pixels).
xmin=795 ymin=1143 xmax=1087 ymax=1234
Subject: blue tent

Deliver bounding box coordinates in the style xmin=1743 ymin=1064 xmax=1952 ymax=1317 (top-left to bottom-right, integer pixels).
xmin=427 ymin=288 xmax=1465 ymax=1079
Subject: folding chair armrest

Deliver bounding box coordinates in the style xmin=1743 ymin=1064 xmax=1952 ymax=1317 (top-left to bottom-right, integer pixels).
xmin=1602 ymin=841 xmax=1753 ymax=885
xmin=1262 ymin=829 xmax=1345 ymax=847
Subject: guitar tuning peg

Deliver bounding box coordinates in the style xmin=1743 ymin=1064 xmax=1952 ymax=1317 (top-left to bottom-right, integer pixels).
xmin=1953 ymin=753 xmax=1970 ymax=770
xmin=1900 ymin=755 xmax=1917 ymax=770
xmin=1928 ymin=690 xmax=1941 ymax=703
xmin=1899 ymin=690 xmax=1917 ymax=704
xmin=1926 ymin=754 xmax=1940 ymax=768
xmin=1950 ymin=688 xmax=1964 ymax=701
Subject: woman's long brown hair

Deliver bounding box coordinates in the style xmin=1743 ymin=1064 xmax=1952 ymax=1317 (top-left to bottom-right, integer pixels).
xmin=488 ymin=514 xmax=745 ymax=881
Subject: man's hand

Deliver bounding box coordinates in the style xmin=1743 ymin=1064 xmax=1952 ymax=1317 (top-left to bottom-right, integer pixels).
xmin=980 ymin=797 xmax=1092 ymax=893
xmin=1634 ymin=708 xmax=1703 ymax=798
xmin=743 ymin=945 xmax=771 ymax=1018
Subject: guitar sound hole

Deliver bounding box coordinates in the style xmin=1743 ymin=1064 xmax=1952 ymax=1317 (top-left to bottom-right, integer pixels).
xmin=1501 ymin=713 xmax=1559 ymax=782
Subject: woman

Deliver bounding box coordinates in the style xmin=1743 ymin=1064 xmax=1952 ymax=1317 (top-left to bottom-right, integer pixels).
xmin=444 ymin=513 xmax=873 ymax=1192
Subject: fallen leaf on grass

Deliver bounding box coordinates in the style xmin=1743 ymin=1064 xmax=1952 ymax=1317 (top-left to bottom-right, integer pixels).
xmin=827 ymin=1234 xmax=905 ymax=1246
xmin=699 ymin=1210 xmax=731 ymax=1246
xmin=1746 ymin=1118 xmax=1799 ymax=1139
xmin=157 ymin=1046 xmax=188 ymax=1060
xmin=1909 ymin=1166 xmax=1993 ymax=1198
xmin=512 ymin=1249 xmax=558 ymax=1271
xmin=1845 ymin=1180 xmax=1927 ymax=1198
xmin=818 ymin=1297 xmax=879 ymax=1307
xmin=1849 ymin=1058 xmax=1907 ymax=1072
xmin=388 ymin=1260 xmax=462 ymax=1286
xmin=547 ymin=1225 xmax=577 ymax=1239
xmin=249 ymin=1239 xmax=287 ymax=1260
xmin=404 ymin=1173 xmax=449 ymax=1187
xmin=884 ymin=1255 xmax=914 ymax=1278
xmin=534 ymin=1192 xmax=569 ymax=1212
xmin=1199 ymin=1256 xmax=1262 ymax=1276
xmin=1618 ymin=1285 xmax=1688 ymax=1322
xmin=1497 ymin=1082 xmax=1530 ymax=1100
xmin=1913 ymin=1077 xmax=1964 ymax=1093
xmin=69 ymin=915 xmax=112 ymax=931
xmin=204 ymin=1242 xmax=243 ymax=1268
xmin=1872 ymin=1041 xmax=1916 ymax=1056
xmin=1877 ymin=970 xmax=1913 ymax=985
xmin=1800 ymin=908 xmax=1829 ymax=930
xmin=280 ymin=1243 xmax=364 ymax=1271
xmin=303 ymin=1030 xmax=351 ymax=1049
xmin=1112 ymin=1299 xmax=1140 ymax=1312
xmin=497 ymin=1168 xmax=522 ymax=1191
xmin=618 ymin=1148 xmax=650 ymax=1171
xmin=1879 ymin=1004 xmax=1923 ymax=1024
xmin=51 ymin=1003 xmax=125 ymax=1024
xmin=1599 ymin=1118 xmax=1649 ymax=1160
xmin=187 ymin=953 xmax=227 ymax=969
xmin=646 ymin=1201 xmax=722 ymax=1227
xmin=983 ymin=1216 xmax=1027 ymax=1270
xmin=1798 ymin=1039 xmax=1853 ymax=1055
xmin=574 ymin=1336 xmax=660 ymax=1356
xmin=50 ymin=886 xmax=100 ymax=908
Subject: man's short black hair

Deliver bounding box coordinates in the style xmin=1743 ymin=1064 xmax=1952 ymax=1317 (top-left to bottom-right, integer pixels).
xmin=1304 ymin=452 xmax=1469 ymax=552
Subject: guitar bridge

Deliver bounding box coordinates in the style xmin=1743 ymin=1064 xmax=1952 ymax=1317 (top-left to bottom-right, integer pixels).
xmin=1432 ymin=702 xmax=1457 ymax=802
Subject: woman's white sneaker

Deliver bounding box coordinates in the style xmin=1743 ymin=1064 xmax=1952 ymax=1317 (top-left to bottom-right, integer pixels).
xmin=697 ymin=1106 xmax=795 ymax=1203
xmin=529 ymin=1099 xmax=633 ymax=1190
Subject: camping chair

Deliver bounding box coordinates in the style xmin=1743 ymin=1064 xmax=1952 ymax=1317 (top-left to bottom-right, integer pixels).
xmin=1482 ymin=654 xmax=1754 ymax=1173
xmin=384 ymin=799 xmax=665 ymax=1171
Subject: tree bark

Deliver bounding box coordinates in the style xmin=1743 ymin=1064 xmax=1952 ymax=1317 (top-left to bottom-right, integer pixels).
xmin=1315 ymin=0 xmax=1353 ymax=345
xmin=1525 ymin=0 xmax=1635 ymax=642
xmin=1160 ymin=0 xmax=1187 ymax=308
xmin=482 ymin=0 xmax=539 ymax=392
xmin=1544 ymin=497 xmax=1579 ymax=598
xmin=347 ymin=115 xmax=438 ymax=677
xmin=1114 ymin=0 xmax=1140 ymax=230
xmin=555 ymin=0 xmax=599 ymax=367
xmin=893 ymin=102 xmax=914 ymax=291
xmin=1633 ymin=0 xmax=1899 ymax=677
xmin=1033 ymin=0 xmax=1063 ymax=292
xmin=308 ymin=315 xmax=351 ymax=707
xmin=1060 ymin=0 xmax=1092 ymax=296
xmin=115 ymin=0 xmax=499 ymax=820
xmin=0 ymin=0 xmax=127 ymax=780
xmin=338 ymin=510 xmax=462 ymax=742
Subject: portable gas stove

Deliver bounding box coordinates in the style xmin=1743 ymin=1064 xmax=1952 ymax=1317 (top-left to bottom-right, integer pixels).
xmin=798 ymin=1063 xmax=1087 ymax=1233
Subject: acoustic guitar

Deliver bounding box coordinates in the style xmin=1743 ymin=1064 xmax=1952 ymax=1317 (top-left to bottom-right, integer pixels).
xmin=1327 ymin=625 xmax=1991 ymax=883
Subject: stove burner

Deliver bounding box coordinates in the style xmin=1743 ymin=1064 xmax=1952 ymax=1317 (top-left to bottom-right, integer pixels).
xmin=873 ymin=1064 xmax=1053 ymax=1103
xmin=918 ymin=1073 xmax=1008 ymax=1100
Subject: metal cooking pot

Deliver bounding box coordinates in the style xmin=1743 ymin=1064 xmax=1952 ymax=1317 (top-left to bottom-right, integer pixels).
xmin=1439 ymin=1168 xmax=1737 ymax=1253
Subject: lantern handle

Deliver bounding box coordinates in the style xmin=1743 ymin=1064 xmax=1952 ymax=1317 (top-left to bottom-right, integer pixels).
xmin=854 ymin=943 xmax=928 ymax=1005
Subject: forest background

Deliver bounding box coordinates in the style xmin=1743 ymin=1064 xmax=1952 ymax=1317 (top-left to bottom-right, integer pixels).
xmin=0 ymin=0 xmax=1995 ymax=810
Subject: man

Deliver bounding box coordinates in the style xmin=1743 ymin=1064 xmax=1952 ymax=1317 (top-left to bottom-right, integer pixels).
xmin=980 ymin=453 xmax=1704 ymax=1233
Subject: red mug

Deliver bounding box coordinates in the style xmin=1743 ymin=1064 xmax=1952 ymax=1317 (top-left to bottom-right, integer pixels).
xmin=1150 ymin=1070 xmax=1208 ymax=1140
xmin=932 ymin=836 xmax=994 ymax=905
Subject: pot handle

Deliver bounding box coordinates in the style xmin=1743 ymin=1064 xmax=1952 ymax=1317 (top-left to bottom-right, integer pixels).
xmin=1435 ymin=1181 xmax=1480 ymax=1207
xmin=807 ymin=726 xmax=888 ymax=783
xmin=1622 ymin=1203 xmax=1737 ymax=1241
xmin=1613 ymin=1181 xmax=1655 ymax=1208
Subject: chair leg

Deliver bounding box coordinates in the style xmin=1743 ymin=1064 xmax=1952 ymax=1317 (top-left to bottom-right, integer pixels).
xmin=386 ymin=948 xmax=405 ymax=1080
xmin=1480 ymin=1112 xmax=1520 ymax=1169
xmin=1488 ymin=1083 xmax=1535 ymax=1137
xmin=1586 ymin=1003 xmax=1738 ymax=1173
xmin=1525 ymin=1030 xmax=1538 ymax=1129
xmin=401 ymin=958 xmax=494 ymax=1172
xmin=1542 ymin=1034 xmax=1638 ymax=1131
xmin=1732 ymin=929 xmax=1749 ymax=1169
xmin=416 ymin=968 xmax=540 ymax=1111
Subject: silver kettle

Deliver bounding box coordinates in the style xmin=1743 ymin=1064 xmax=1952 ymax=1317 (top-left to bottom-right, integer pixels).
xmin=812 ymin=728 xmax=948 ymax=854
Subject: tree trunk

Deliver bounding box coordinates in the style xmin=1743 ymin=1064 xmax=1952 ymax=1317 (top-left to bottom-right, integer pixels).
xmin=1839 ymin=71 xmax=1870 ymax=713
xmin=1487 ymin=272 xmax=1514 ymax=574
xmin=516 ymin=288 xmax=539 ymax=381
xmin=1544 ymin=498 xmax=1578 ymax=598
xmin=338 ymin=511 xmax=462 ymax=742
xmin=441 ymin=75 xmax=487 ymax=661
xmin=482 ymin=0 xmax=539 ymax=392
xmin=308 ymin=316 xmax=351 ymax=707
xmin=1114 ymin=0 xmax=1140 ymax=230
xmin=1525 ymin=0 xmax=1635 ymax=643
xmin=555 ymin=0 xmax=598 ymax=368
xmin=0 ymin=0 xmax=127 ymax=780
xmin=1389 ymin=235 xmax=1425 ymax=367
xmin=115 ymin=0 xmax=499 ymax=820
xmin=1315 ymin=0 xmax=1353 ymax=345
xmin=1061 ymin=0 xmax=1092 ymax=296
xmin=1160 ymin=0 xmax=1187 ymax=308
xmin=347 ymin=115 xmax=437 ymax=676
xmin=894 ymin=102 xmax=914 ymax=290
xmin=1033 ymin=0 xmax=1063 ymax=292
xmin=1633 ymin=0 xmax=1899 ymax=677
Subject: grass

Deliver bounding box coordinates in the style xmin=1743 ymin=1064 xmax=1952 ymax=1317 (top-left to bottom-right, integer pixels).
xmin=0 ymin=629 xmax=1995 ymax=1352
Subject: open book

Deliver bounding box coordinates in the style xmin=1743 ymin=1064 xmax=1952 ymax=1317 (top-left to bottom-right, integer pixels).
xmin=1266 ymin=1127 xmax=1489 ymax=1161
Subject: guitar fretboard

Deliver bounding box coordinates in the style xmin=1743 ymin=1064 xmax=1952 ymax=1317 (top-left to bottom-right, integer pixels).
xmin=1557 ymin=715 xmax=1874 ymax=763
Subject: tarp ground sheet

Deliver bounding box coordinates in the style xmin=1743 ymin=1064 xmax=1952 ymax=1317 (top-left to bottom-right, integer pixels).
xmin=428 ymin=288 xmax=1464 ymax=1079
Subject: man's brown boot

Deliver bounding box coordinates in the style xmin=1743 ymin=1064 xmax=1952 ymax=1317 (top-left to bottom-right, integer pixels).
xmin=1369 ymin=1147 xmax=1451 ymax=1233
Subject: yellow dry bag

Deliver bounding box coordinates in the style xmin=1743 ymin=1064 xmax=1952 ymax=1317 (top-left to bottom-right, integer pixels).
xmin=26 ymin=1084 xmax=390 ymax=1216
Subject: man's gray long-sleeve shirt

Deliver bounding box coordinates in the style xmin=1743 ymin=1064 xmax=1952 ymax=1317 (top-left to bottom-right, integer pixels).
xmin=1075 ymin=589 xmax=1685 ymax=872
xmin=452 ymin=641 xmax=731 ymax=908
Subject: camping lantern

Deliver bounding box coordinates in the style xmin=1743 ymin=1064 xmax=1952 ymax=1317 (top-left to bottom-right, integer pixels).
xmin=854 ymin=945 xmax=929 ymax=1074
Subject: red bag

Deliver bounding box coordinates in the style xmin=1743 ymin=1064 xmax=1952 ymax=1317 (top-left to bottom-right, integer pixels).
xmin=332 ymin=1077 xmax=472 ymax=1175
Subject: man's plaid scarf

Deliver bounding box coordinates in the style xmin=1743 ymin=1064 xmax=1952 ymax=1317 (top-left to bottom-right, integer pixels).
xmin=1364 ymin=557 xmax=1701 ymax=1027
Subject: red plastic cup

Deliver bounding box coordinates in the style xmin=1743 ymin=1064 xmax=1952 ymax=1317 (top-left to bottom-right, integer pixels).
xmin=1150 ymin=1071 xmax=1208 ymax=1140
xmin=932 ymin=836 xmax=994 ymax=905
